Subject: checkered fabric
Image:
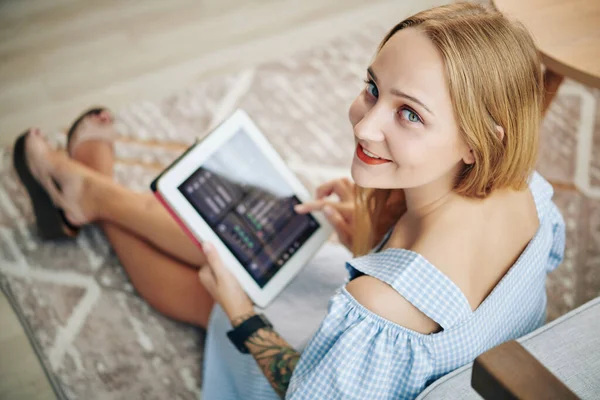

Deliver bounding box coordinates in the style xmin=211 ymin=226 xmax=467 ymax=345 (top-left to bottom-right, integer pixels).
xmin=201 ymin=172 xmax=565 ymax=400
xmin=286 ymin=172 xmax=565 ymax=399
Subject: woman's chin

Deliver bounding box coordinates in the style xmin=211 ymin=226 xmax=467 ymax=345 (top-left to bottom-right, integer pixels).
xmin=351 ymin=163 xmax=380 ymax=188
xmin=351 ymin=162 xmax=409 ymax=189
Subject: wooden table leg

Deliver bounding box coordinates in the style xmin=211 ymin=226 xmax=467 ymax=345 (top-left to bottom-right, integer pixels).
xmin=542 ymin=67 xmax=564 ymax=114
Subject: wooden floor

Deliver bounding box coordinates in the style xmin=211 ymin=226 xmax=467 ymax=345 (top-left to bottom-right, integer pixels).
xmin=0 ymin=0 xmax=441 ymax=146
xmin=0 ymin=0 xmax=444 ymax=398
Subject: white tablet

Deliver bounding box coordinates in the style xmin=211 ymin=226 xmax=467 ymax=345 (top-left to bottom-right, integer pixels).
xmin=151 ymin=109 xmax=333 ymax=308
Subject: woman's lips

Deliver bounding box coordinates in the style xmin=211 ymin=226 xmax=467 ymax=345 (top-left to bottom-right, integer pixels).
xmin=356 ymin=144 xmax=392 ymax=165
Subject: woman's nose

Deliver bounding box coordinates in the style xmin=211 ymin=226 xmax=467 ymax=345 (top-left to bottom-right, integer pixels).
xmin=353 ymin=107 xmax=387 ymax=142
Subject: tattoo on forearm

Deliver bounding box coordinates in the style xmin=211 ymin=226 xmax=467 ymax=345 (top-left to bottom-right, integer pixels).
xmin=246 ymin=327 xmax=300 ymax=398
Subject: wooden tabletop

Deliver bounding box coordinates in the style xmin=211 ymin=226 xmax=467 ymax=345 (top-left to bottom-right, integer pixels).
xmin=493 ymin=0 xmax=600 ymax=88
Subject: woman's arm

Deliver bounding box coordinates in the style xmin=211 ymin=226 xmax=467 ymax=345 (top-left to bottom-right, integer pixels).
xmin=232 ymin=312 xmax=300 ymax=399
xmin=197 ymin=244 xmax=300 ymax=399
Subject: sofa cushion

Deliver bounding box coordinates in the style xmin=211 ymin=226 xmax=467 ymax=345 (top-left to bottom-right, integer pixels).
xmin=416 ymin=296 xmax=600 ymax=399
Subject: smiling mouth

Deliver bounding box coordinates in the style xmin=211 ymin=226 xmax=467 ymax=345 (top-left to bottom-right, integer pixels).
xmin=356 ymin=144 xmax=392 ymax=165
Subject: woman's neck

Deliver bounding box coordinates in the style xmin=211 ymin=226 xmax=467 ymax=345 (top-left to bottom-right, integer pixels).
xmin=403 ymin=173 xmax=458 ymax=220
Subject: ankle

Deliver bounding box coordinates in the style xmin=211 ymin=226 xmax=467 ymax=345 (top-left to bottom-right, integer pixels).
xmin=82 ymin=172 xmax=114 ymax=222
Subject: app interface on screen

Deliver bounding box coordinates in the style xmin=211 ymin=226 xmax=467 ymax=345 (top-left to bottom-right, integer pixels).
xmin=178 ymin=128 xmax=319 ymax=287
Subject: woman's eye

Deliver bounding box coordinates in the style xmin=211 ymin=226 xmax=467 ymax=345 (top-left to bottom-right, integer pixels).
xmin=365 ymin=82 xmax=379 ymax=98
xmin=400 ymin=108 xmax=421 ymax=123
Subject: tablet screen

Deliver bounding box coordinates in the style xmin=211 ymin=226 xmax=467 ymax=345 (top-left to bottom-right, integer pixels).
xmin=178 ymin=128 xmax=320 ymax=287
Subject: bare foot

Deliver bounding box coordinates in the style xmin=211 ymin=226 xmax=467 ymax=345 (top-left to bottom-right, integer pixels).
xmin=68 ymin=109 xmax=116 ymax=176
xmin=25 ymin=129 xmax=106 ymax=226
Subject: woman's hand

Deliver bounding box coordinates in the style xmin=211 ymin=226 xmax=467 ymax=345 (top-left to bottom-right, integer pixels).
xmin=294 ymin=177 xmax=355 ymax=251
xmin=199 ymin=243 xmax=300 ymax=399
xmin=198 ymin=243 xmax=254 ymax=322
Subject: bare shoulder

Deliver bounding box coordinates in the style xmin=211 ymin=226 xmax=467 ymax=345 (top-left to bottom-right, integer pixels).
xmin=345 ymin=275 xmax=441 ymax=334
xmin=410 ymin=189 xmax=539 ymax=310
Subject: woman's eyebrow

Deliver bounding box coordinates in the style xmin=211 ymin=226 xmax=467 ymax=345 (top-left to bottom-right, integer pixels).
xmin=367 ymin=67 xmax=434 ymax=116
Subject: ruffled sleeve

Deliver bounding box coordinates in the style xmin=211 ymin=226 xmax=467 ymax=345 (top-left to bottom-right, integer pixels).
xmin=286 ymin=288 xmax=436 ymax=400
xmin=287 ymin=245 xmax=474 ymax=400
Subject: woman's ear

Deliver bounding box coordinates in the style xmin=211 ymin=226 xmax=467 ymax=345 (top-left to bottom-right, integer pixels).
xmin=495 ymin=125 xmax=505 ymax=142
xmin=463 ymin=148 xmax=475 ymax=165
xmin=462 ymin=126 xmax=504 ymax=166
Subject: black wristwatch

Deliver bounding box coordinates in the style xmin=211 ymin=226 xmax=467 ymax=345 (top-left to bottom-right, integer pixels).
xmin=227 ymin=314 xmax=273 ymax=354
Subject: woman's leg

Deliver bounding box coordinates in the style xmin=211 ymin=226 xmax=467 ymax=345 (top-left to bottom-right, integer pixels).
xmin=98 ymin=221 xmax=214 ymax=327
xmin=60 ymin=119 xmax=214 ymax=327
xmin=92 ymin=185 xmax=207 ymax=268
xmin=66 ymin=111 xmax=208 ymax=268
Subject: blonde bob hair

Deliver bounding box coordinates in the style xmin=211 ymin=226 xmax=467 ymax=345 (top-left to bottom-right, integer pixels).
xmin=352 ymin=2 xmax=543 ymax=256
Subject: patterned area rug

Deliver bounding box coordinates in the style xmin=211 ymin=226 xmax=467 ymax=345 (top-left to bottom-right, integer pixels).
xmin=1 ymin=23 xmax=599 ymax=399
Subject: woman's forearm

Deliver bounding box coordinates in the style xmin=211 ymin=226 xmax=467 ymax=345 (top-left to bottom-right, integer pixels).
xmin=232 ymin=314 xmax=300 ymax=398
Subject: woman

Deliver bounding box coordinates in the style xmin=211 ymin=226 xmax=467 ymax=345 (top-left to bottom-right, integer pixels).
xmin=14 ymin=2 xmax=565 ymax=399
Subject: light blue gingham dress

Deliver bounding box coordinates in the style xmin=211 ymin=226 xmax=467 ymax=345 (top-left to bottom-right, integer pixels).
xmin=202 ymin=172 xmax=565 ymax=400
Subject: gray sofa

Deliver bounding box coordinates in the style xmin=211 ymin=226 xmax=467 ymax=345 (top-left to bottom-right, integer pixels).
xmin=416 ymin=296 xmax=600 ymax=399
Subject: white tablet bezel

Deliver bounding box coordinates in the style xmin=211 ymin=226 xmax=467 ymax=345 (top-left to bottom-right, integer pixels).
xmin=155 ymin=109 xmax=333 ymax=308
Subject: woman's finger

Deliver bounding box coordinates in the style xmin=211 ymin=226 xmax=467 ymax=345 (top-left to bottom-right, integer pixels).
xmin=316 ymin=178 xmax=353 ymax=201
xmin=202 ymin=243 xmax=227 ymax=280
xmin=198 ymin=265 xmax=217 ymax=295
xmin=295 ymin=200 xmax=353 ymax=215
xmin=294 ymin=200 xmax=331 ymax=213
xmin=341 ymin=177 xmax=354 ymax=191
xmin=315 ymin=180 xmax=336 ymax=199
xmin=316 ymin=179 xmax=351 ymax=201
xmin=323 ymin=206 xmax=352 ymax=242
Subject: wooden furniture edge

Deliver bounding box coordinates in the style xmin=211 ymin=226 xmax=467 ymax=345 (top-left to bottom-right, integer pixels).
xmin=471 ymin=340 xmax=579 ymax=399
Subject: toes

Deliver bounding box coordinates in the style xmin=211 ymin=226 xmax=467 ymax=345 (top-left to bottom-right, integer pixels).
xmin=68 ymin=109 xmax=116 ymax=160
xmin=90 ymin=110 xmax=113 ymax=125
xmin=29 ymin=127 xmax=42 ymax=137
xmin=98 ymin=110 xmax=113 ymax=124
xmin=25 ymin=128 xmax=50 ymax=158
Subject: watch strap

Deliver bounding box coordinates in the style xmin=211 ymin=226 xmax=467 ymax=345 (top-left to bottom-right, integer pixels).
xmin=227 ymin=314 xmax=273 ymax=354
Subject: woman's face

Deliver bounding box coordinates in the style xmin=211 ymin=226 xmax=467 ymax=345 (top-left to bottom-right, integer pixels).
xmin=349 ymin=27 xmax=473 ymax=189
